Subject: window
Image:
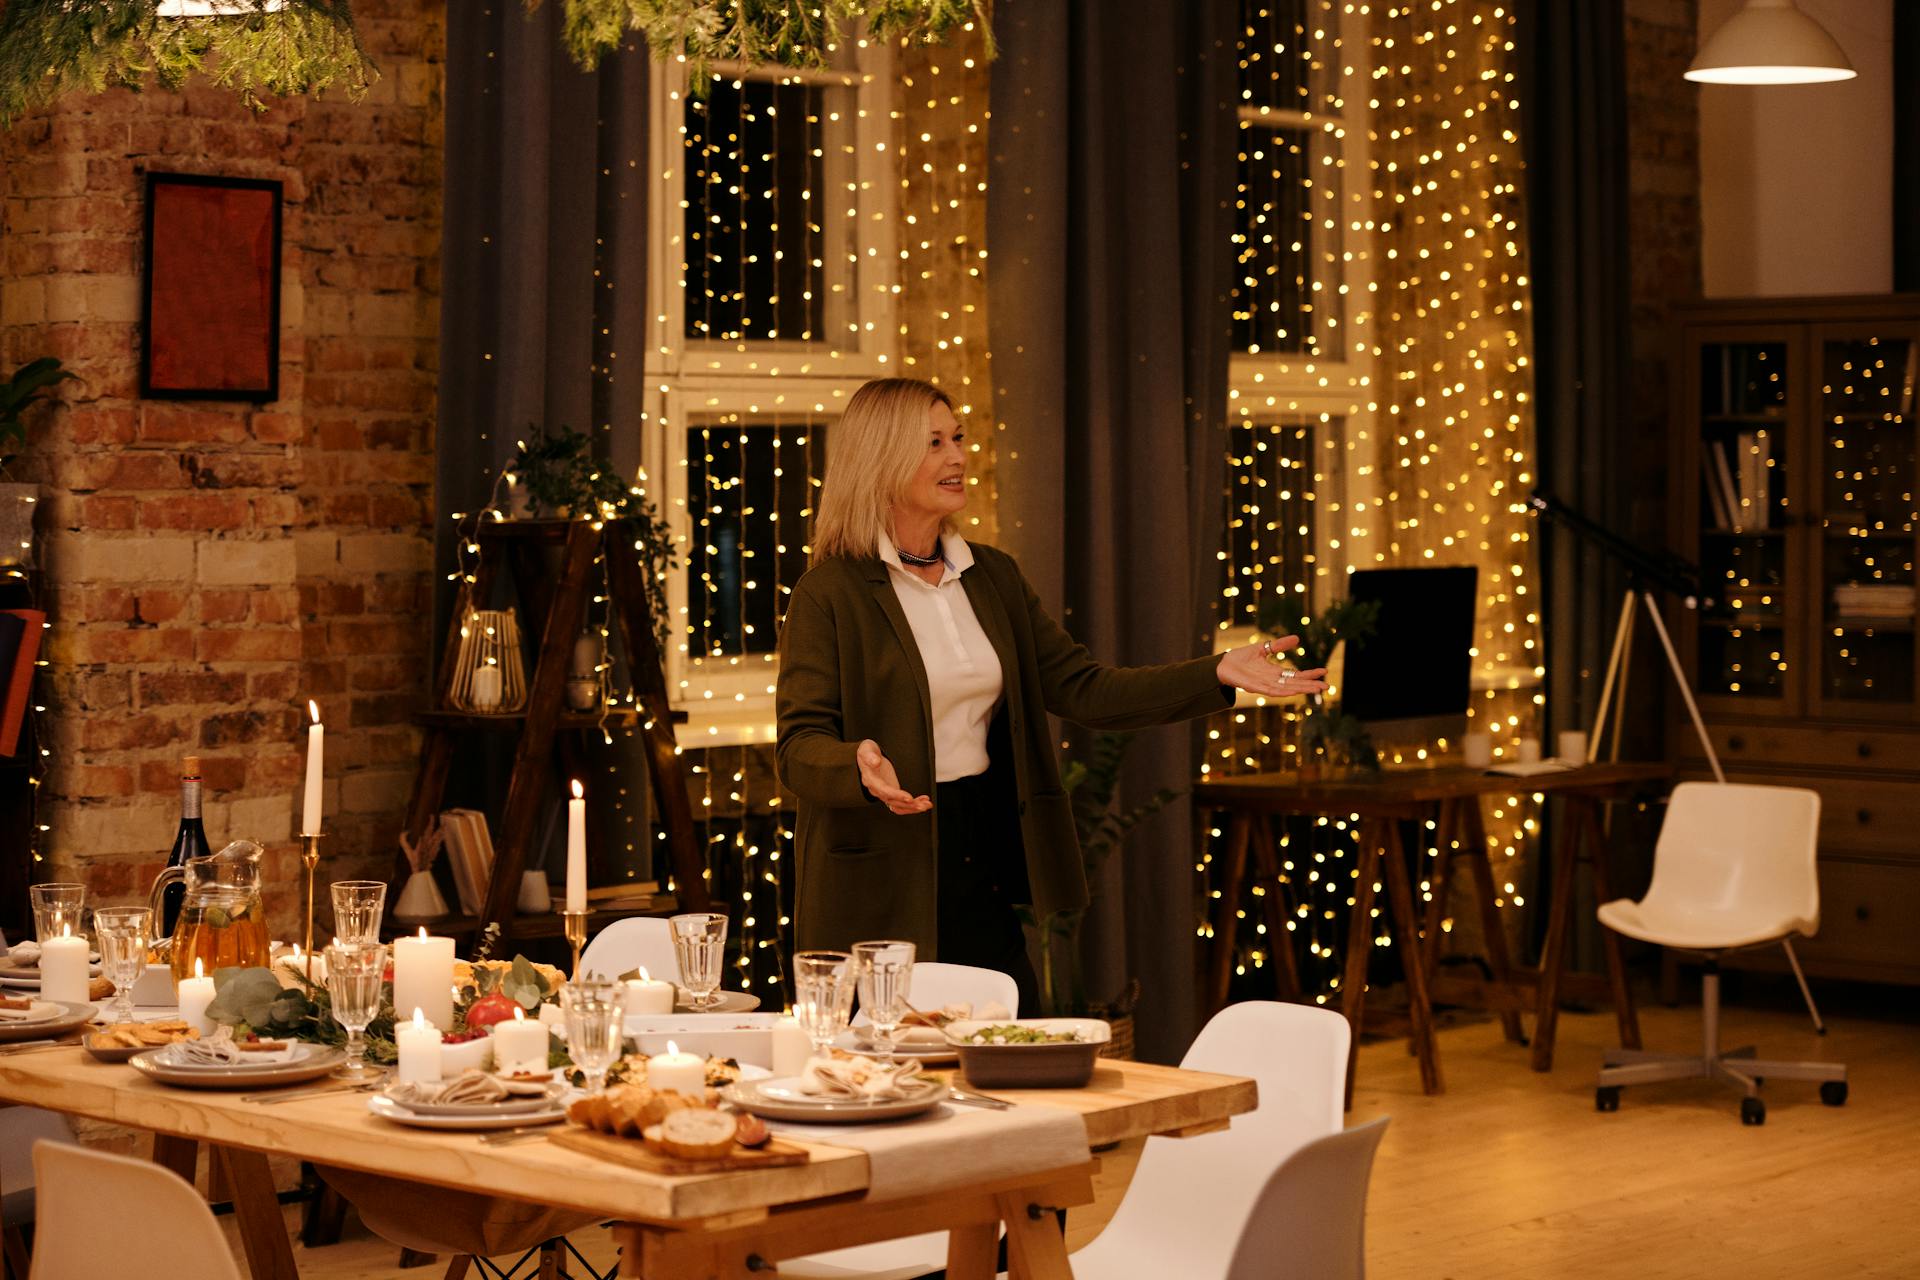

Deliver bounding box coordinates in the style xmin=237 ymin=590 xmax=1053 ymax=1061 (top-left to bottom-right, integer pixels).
xmin=643 ymin=44 xmax=898 ymax=738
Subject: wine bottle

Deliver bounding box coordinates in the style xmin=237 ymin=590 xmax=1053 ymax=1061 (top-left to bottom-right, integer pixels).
xmin=160 ymin=755 xmax=211 ymax=936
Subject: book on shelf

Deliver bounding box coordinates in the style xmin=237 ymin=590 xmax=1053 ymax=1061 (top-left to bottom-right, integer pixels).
xmin=439 ymin=808 xmax=496 ymax=916
xmin=1711 ymin=441 xmax=1743 ymax=533
xmin=1703 ymin=454 xmax=1733 ymax=529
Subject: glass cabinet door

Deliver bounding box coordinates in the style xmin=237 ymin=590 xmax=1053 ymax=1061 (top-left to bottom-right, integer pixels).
xmin=1812 ymin=330 xmax=1919 ymax=715
xmin=1695 ymin=339 xmax=1793 ymax=703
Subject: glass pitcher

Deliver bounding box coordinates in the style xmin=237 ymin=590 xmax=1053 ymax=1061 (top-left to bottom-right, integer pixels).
xmin=149 ymin=840 xmax=272 ymax=984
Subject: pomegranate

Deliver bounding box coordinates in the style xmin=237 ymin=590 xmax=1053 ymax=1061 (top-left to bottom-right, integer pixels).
xmin=463 ymin=992 xmax=522 ymax=1033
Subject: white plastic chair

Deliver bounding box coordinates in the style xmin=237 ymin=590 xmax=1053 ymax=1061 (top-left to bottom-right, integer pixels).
xmin=1594 ymin=781 xmax=1847 ymax=1125
xmin=578 ymin=916 xmax=679 ymax=984
xmin=28 ymin=1140 xmax=241 ymax=1280
xmin=1 ymin=1109 xmax=74 ymax=1276
xmin=848 ymin=962 xmax=1021 ymax=1029
xmin=788 ymin=1001 xmax=1360 ymax=1280
xmin=1218 ymin=1119 xmax=1389 ymax=1280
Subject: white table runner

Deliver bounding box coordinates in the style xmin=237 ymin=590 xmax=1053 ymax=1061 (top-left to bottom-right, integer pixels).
xmin=769 ymin=1101 xmax=1089 ymax=1202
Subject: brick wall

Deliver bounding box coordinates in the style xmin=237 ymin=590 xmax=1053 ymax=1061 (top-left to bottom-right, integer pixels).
xmin=0 ymin=3 xmax=445 ymax=936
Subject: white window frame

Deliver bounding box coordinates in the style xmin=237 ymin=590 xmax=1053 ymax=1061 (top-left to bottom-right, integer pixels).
xmin=642 ymin=49 xmax=899 ymax=742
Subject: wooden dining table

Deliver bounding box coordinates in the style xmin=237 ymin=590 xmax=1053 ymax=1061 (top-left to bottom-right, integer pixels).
xmin=0 ymin=1045 xmax=1254 ymax=1279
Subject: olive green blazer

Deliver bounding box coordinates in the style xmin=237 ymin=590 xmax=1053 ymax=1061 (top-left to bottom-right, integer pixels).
xmin=775 ymin=542 xmax=1230 ymax=956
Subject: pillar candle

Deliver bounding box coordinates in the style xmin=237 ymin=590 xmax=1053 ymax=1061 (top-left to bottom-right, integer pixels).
xmin=491 ymin=1007 xmax=549 ymax=1076
xmin=301 ymin=700 xmax=324 ymax=836
xmin=771 ymin=1015 xmax=810 ymax=1078
xmin=566 ymin=779 xmax=586 ymax=913
xmin=646 ymin=1041 xmax=705 ymax=1098
xmin=40 ymin=928 xmax=90 ymax=1006
xmin=177 ymin=959 xmax=217 ymax=1035
xmin=622 ymin=968 xmax=674 ymax=1016
xmin=395 ymin=1009 xmax=443 ymax=1084
xmin=390 ymin=928 xmax=455 ymax=1030
xmin=470 ymin=663 xmax=503 ymax=711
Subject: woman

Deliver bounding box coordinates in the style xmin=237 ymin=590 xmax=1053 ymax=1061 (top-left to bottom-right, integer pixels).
xmin=776 ymin=378 xmax=1327 ymax=1006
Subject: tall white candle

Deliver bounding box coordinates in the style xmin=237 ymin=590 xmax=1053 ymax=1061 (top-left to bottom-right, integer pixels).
xmin=301 ymin=700 xmax=325 ymax=836
xmin=40 ymin=927 xmax=90 ymax=1006
xmin=566 ymin=779 xmax=587 ymax=914
xmin=491 ymin=1006 xmax=549 ymax=1076
xmin=646 ymin=1041 xmax=705 ymax=1098
xmin=390 ymin=928 xmax=455 ymax=1030
xmin=395 ymin=1008 xmax=443 ymax=1084
xmin=177 ymin=958 xmax=217 ymax=1035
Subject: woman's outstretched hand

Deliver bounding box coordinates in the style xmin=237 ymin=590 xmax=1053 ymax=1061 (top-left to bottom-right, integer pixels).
xmin=1216 ymin=634 xmax=1330 ymax=699
xmin=856 ymin=739 xmax=934 ymax=815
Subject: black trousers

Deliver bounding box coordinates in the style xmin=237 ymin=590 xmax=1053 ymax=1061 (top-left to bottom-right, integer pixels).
xmin=934 ymin=765 xmax=1041 ymax=1015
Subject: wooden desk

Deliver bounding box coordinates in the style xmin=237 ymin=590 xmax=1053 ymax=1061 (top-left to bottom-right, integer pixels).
xmin=0 ymin=1049 xmax=1252 ymax=1279
xmin=1195 ymin=762 xmax=1673 ymax=1099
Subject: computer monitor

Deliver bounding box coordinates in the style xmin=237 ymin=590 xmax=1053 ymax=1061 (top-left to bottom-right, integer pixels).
xmin=1341 ymin=566 xmax=1478 ymax=741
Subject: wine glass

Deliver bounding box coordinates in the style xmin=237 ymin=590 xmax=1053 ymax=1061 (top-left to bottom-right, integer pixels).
xmin=330 ymin=880 xmax=388 ymax=945
xmin=325 ymin=942 xmax=387 ymax=1082
xmin=29 ymin=883 xmax=86 ymax=943
xmin=852 ymin=940 xmax=916 ymax=1065
xmin=669 ymin=913 xmax=728 ymax=1012
xmin=562 ymin=977 xmax=625 ymax=1095
xmin=93 ymin=906 xmax=151 ymax=1024
xmin=792 ymin=950 xmax=856 ymax=1057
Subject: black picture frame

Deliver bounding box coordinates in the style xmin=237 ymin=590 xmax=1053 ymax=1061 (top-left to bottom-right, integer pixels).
xmin=140 ymin=170 xmax=284 ymax=403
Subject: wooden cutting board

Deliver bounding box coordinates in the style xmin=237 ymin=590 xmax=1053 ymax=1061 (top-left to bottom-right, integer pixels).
xmin=550 ymin=1126 xmax=811 ymax=1175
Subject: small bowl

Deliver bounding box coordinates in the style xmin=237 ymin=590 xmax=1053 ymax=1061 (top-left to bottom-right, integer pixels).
xmin=440 ymin=1034 xmax=495 ymax=1075
xmin=944 ymin=1018 xmax=1111 ymax=1089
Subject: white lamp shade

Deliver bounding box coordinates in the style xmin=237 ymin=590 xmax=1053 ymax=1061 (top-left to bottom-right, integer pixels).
xmin=1687 ymin=0 xmax=1856 ymax=85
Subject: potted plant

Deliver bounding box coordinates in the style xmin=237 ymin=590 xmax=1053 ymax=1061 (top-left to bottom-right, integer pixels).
xmin=0 ymin=357 xmax=75 ymax=569
xmin=1022 ymin=733 xmax=1178 ymax=1056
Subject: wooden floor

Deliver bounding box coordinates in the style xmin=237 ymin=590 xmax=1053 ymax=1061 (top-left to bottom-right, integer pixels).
xmin=251 ymin=990 xmax=1920 ymax=1279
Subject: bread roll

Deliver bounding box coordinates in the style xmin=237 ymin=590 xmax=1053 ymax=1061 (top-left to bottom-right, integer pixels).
xmin=646 ymin=1108 xmax=739 ymax=1161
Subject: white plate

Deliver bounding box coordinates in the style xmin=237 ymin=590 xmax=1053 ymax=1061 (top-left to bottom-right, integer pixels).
xmin=367 ymin=1095 xmax=569 ymax=1131
xmin=130 ymin=1043 xmax=344 ymax=1088
xmin=0 ymin=1000 xmax=67 ymax=1027
xmin=380 ymin=1082 xmax=567 ymax=1117
xmin=674 ymin=990 xmax=761 ymax=1014
xmin=0 ymin=963 xmax=104 ymax=988
xmin=721 ymin=1075 xmax=946 ymax=1123
xmin=0 ymin=1001 xmax=94 ymax=1043
xmin=833 ymin=1030 xmax=959 ymax=1066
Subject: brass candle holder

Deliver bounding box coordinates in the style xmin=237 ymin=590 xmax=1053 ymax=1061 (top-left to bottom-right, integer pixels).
xmin=301 ymin=832 xmax=324 ymax=984
xmin=559 ymin=908 xmax=590 ymax=980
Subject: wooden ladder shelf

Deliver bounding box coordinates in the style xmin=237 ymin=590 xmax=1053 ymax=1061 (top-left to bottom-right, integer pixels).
xmin=397 ymin=517 xmax=707 ymax=938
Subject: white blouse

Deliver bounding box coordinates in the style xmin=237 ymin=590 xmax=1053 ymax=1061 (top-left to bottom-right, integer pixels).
xmin=877 ymin=532 xmax=1004 ymax=782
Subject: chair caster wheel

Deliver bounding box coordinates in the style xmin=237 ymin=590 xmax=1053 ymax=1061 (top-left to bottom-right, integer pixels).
xmin=1820 ymin=1080 xmax=1848 ymax=1106
xmin=1595 ymin=1086 xmax=1620 ymax=1113
xmin=1740 ymin=1097 xmax=1765 ymax=1126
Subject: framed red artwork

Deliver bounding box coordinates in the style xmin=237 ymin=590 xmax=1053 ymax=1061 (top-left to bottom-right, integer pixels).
xmin=140 ymin=171 xmax=283 ymax=402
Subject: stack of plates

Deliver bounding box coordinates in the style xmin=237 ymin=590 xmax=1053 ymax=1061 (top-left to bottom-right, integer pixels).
xmin=129 ymin=1042 xmax=345 ymax=1089
xmin=833 ymin=1029 xmax=959 ymax=1066
xmin=368 ymin=1078 xmax=570 ymax=1131
xmin=0 ymin=1000 xmax=95 ymax=1043
xmin=722 ymin=1075 xmax=946 ymax=1123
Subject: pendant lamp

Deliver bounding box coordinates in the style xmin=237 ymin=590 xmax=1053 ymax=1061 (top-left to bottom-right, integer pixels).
xmin=1686 ymin=0 xmax=1856 ymax=85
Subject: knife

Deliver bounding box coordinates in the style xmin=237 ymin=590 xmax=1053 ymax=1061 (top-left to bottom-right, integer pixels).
xmin=480 ymin=1126 xmax=557 ymax=1146
xmin=946 ymin=1086 xmax=1011 ymax=1110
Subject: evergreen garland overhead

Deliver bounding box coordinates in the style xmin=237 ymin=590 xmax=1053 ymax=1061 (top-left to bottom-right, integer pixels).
xmin=533 ymin=0 xmax=993 ymax=90
xmin=0 ymin=0 xmax=374 ymax=125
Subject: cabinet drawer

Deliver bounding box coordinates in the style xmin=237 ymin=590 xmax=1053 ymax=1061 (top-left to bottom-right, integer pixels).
xmin=1701 ymin=723 xmax=1920 ymax=772
xmin=1813 ymin=779 xmax=1920 ymax=860
xmin=1796 ymin=859 xmax=1920 ymax=970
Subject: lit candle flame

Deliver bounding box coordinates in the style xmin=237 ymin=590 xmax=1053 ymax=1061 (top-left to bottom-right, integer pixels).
xmin=637 ymin=966 xmax=650 ymax=982
xmin=412 ymin=1008 xmax=427 ymax=1030
xmin=418 ymin=927 xmax=428 ymax=940
xmin=512 ymin=1006 xmax=525 ymax=1022
xmin=666 ymin=1040 xmax=679 ymax=1056
xmin=308 ymin=699 xmax=320 ymax=724
xmin=571 ymin=779 xmax=584 ymax=800
xmin=61 ymin=924 xmax=71 ymax=939
xmin=194 ymin=958 xmax=204 ymax=979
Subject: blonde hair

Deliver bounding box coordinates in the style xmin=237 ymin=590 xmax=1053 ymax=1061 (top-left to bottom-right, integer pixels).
xmin=811 ymin=378 xmax=957 ymax=563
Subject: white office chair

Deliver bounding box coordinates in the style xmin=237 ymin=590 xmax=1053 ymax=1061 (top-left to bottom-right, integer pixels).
xmin=28 ymin=1141 xmax=241 ymax=1280
xmin=578 ymin=917 xmax=679 ymax=984
xmin=1595 ymin=781 xmax=1848 ymax=1125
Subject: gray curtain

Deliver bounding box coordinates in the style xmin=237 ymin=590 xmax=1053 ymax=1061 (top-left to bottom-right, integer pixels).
xmin=989 ymin=0 xmax=1239 ymax=1062
xmin=438 ymin=11 xmax=650 ymax=635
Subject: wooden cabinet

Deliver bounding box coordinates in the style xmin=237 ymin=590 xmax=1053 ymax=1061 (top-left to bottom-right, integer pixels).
xmin=1671 ymin=295 xmax=1920 ymax=986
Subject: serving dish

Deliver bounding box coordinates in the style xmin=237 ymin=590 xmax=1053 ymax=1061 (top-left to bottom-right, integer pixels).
xmin=944 ymin=1018 xmax=1111 ymax=1089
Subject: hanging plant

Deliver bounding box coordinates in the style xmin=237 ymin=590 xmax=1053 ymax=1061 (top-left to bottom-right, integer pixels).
xmin=530 ymin=0 xmax=993 ymax=92
xmin=0 ymin=0 xmax=375 ymax=125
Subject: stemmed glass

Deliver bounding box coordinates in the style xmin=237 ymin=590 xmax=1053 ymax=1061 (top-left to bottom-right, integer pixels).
xmin=330 ymin=881 xmax=388 ymax=944
xmin=29 ymin=883 xmax=86 ymax=943
xmin=93 ymin=907 xmax=151 ymax=1024
xmin=852 ymin=940 xmax=916 ymax=1066
xmin=792 ymin=950 xmax=856 ymax=1057
xmin=562 ymin=977 xmax=625 ymax=1095
xmin=669 ymin=913 xmax=728 ymax=1012
xmin=325 ymin=942 xmax=387 ymax=1082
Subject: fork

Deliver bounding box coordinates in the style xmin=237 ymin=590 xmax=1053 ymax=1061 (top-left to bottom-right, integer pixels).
xmin=480 ymin=1126 xmax=556 ymax=1146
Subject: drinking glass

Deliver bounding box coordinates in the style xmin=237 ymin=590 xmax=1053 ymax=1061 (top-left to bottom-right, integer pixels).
xmin=325 ymin=942 xmax=387 ymax=1082
xmin=792 ymin=950 xmax=856 ymax=1056
xmin=330 ymin=880 xmax=388 ymax=945
xmin=562 ymin=977 xmax=625 ymax=1095
xmin=852 ymin=940 xmax=916 ymax=1065
xmin=29 ymin=883 xmax=86 ymax=943
xmin=669 ymin=913 xmax=728 ymax=1012
xmin=93 ymin=906 xmax=151 ymax=1024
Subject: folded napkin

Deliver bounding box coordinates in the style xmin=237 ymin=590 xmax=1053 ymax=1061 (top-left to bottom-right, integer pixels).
xmin=387 ymin=1069 xmax=511 ymax=1107
xmin=166 ymin=1030 xmax=296 ymax=1066
xmin=0 ymin=1003 xmax=48 ymax=1021
xmin=3 ymin=942 xmax=39 ymax=967
xmin=797 ymin=1055 xmax=932 ymax=1100
xmin=769 ymin=1101 xmax=1091 ymax=1204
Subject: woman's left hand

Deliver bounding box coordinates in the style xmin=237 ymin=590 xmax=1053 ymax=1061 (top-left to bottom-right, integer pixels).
xmin=1216 ymin=635 xmax=1330 ymax=700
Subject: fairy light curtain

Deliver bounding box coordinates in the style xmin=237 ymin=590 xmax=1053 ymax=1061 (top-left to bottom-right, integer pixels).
xmin=1200 ymin=0 xmax=1548 ymax=1004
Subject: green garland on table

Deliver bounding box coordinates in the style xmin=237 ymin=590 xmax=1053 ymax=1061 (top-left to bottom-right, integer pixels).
xmin=0 ymin=0 xmax=375 ymax=125
xmin=529 ymin=0 xmax=993 ymax=92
